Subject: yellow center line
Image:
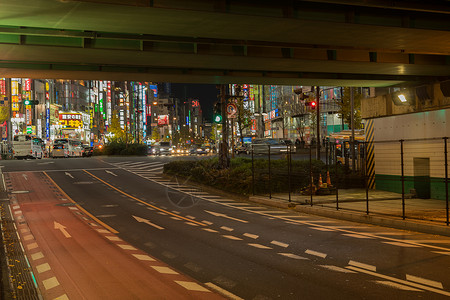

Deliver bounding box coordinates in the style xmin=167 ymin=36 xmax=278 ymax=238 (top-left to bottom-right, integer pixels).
xmin=43 ymin=171 xmax=119 ymax=234
xmin=83 ymin=170 xmax=206 ymax=227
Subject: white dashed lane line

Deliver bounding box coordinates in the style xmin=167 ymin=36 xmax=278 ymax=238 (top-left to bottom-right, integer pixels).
xmin=348 ymin=260 xmax=376 ymax=272
xmin=305 ymin=249 xmax=327 ymax=258
xmin=271 ymin=240 xmax=289 ymax=248
xmin=279 ymin=253 xmax=308 ymax=260
xmin=406 ymin=274 xmax=443 ymax=289
xmin=243 ymin=233 xmax=259 ymax=239
xmin=248 ymin=243 xmax=272 ymax=249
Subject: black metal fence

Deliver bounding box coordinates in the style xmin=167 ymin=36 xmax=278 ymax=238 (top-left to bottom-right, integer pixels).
xmin=250 ymin=137 xmax=449 ymax=226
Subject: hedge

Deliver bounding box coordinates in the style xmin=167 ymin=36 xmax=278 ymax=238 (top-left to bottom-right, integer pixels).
xmin=164 ymin=157 xmax=365 ymax=196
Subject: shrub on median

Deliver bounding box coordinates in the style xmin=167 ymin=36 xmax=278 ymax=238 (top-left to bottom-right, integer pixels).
xmin=164 ymin=157 xmax=365 ymax=196
xmin=103 ymin=141 xmax=147 ymax=156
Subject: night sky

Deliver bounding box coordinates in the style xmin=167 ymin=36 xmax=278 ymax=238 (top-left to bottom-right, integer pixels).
xmin=171 ymin=83 xmax=219 ymax=122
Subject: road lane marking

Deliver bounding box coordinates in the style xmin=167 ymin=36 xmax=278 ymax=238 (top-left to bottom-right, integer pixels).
xmin=305 ymin=249 xmax=327 ymax=258
xmin=54 ymin=294 xmax=69 ymax=300
xmin=27 ymin=242 xmax=38 ymax=250
xmin=205 ymin=282 xmax=244 ymax=300
xmin=223 ymin=235 xmax=243 ymax=240
xmin=105 ymin=236 xmax=122 ymax=241
xmin=279 ymin=253 xmax=308 ymax=260
xmin=54 ymin=222 xmax=71 ymax=238
xmin=433 ymin=251 xmax=450 ymax=255
xmin=84 ymin=171 xmax=206 ymax=226
xmin=342 ymin=233 xmax=374 ymax=239
xmin=403 ymin=240 xmax=450 ymax=244
xmin=319 ymin=265 xmax=356 ymax=273
xmin=248 ymin=243 xmax=272 ymax=249
xmin=271 ymin=240 xmax=289 ymax=248
xmin=202 ymin=228 xmax=219 ymax=233
xmin=44 ymin=172 xmax=119 ymax=234
xmin=348 ymin=260 xmax=376 ymax=272
xmin=205 ymin=210 xmax=248 ymax=223
xmin=383 ymin=241 xmax=420 ymax=247
xmin=406 ymin=274 xmax=443 ymax=289
xmin=95 ymin=214 xmax=116 ymax=218
xmin=30 ymin=251 xmax=44 ymax=261
xmin=243 ymin=233 xmax=259 ymax=239
xmin=175 ymin=281 xmax=210 ymax=292
xmin=152 ymin=266 xmax=179 ymax=274
xmin=42 ymin=277 xmax=60 ymax=290
xmin=221 ymin=226 xmax=234 ymax=232
xmin=202 ymin=221 xmax=213 ymax=225
xmin=36 ymin=263 xmax=51 ymax=274
xmin=132 ymin=254 xmax=155 ymax=261
xmin=374 ymin=280 xmax=421 ymax=291
xmin=309 ymin=227 xmax=335 ymax=232
xmin=118 ymin=244 xmax=137 ymax=250
xmin=133 ymin=215 xmax=165 ymax=230
xmin=347 ymin=266 xmax=450 ymax=296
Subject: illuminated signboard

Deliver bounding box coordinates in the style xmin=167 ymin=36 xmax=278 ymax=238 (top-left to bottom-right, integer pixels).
xmin=23 ymin=79 xmax=31 ymax=91
xmin=158 ymin=115 xmax=169 ymax=125
xmin=192 ymin=100 xmax=200 ymax=107
xmin=149 ymin=85 xmax=158 ymax=97
xmin=59 ymin=113 xmax=83 ymax=129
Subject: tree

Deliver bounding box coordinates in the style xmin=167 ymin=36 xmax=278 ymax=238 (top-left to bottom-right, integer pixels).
xmin=151 ymin=127 xmax=159 ymax=141
xmin=235 ymin=97 xmax=252 ymax=145
xmin=210 ymin=123 xmax=222 ymax=144
xmin=108 ymin=110 xmax=125 ymax=142
xmin=336 ymin=87 xmax=363 ymax=129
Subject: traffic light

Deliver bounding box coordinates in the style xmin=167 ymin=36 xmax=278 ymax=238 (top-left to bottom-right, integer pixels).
xmin=305 ymin=100 xmax=317 ymax=109
xmin=23 ymin=100 xmax=39 ymax=105
xmin=213 ymin=113 xmax=222 ymax=123
xmin=213 ymin=101 xmax=222 ymax=123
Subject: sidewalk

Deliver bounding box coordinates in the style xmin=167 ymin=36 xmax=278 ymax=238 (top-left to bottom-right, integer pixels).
xmin=249 ymin=188 xmax=450 ymax=237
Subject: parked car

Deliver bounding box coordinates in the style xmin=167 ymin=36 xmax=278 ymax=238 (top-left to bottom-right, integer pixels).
xmin=235 ymin=143 xmax=250 ymax=155
xmin=82 ymin=145 xmax=93 ymax=157
xmin=252 ymin=138 xmax=289 ymax=155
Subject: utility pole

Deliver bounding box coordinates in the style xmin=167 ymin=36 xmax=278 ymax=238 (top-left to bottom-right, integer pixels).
xmin=316 ymin=86 xmax=321 ymax=160
xmin=219 ymin=84 xmax=229 ymax=169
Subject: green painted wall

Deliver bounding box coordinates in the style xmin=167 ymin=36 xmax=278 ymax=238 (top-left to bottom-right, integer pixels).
xmin=376 ymin=174 xmax=448 ymax=200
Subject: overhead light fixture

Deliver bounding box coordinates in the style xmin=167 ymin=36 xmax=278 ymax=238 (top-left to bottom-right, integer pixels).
xmin=398 ymin=94 xmax=407 ymax=102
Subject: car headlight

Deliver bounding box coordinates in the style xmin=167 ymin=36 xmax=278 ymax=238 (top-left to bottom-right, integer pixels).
xmin=197 ymin=149 xmax=201 ymax=152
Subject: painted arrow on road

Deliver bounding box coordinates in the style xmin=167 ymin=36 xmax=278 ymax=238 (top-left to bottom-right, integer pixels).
xmin=105 ymin=170 xmax=117 ymax=176
xmin=65 ymin=172 xmax=74 ymax=179
xmin=204 ymin=210 xmax=248 ymax=223
xmin=133 ymin=215 xmax=165 ymax=230
xmin=22 ymin=174 xmax=28 ymax=181
xmin=54 ymin=221 xmax=71 ymax=238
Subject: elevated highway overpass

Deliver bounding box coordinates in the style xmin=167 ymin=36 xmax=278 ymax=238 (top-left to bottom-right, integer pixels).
xmin=0 ymin=0 xmax=449 ymax=86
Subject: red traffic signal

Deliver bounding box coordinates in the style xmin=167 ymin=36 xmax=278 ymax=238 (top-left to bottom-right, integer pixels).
xmin=305 ymin=100 xmax=317 ymax=108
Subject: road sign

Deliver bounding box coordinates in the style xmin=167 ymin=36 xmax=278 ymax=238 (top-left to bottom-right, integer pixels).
xmin=226 ymin=103 xmax=237 ymax=118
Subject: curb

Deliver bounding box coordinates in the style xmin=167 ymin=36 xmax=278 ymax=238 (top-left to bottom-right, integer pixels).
xmin=249 ymin=196 xmax=450 ymax=237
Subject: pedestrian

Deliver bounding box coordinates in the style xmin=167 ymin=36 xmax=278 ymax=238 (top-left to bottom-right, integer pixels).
xmin=295 ymin=138 xmax=300 ymax=153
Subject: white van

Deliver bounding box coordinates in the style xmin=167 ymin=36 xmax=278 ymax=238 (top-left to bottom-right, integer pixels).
xmin=13 ymin=135 xmax=45 ymax=159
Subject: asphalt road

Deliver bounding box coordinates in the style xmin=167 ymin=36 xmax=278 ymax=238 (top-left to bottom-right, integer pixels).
xmin=2 ymin=156 xmax=450 ymax=299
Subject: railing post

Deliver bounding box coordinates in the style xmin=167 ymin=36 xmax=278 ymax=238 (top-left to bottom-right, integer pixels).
xmin=310 ymin=143 xmax=313 ymax=206
xmin=268 ymin=145 xmax=272 ymax=199
xmin=365 ymin=141 xmax=369 ymax=215
xmin=288 ymin=145 xmax=291 ymax=203
xmin=400 ymin=139 xmax=405 ymax=220
xmin=444 ymin=137 xmax=449 ymax=226
xmin=252 ymin=145 xmax=255 ymax=196
xmin=335 ymin=143 xmax=339 ymax=210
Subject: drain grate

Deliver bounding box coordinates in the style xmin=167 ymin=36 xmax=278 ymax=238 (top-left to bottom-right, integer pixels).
xmin=0 ymin=203 xmax=40 ymax=299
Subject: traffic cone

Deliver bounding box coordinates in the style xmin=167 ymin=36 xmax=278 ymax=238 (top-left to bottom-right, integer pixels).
xmin=327 ymin=171 xmax=331 ymax=186
xmin=318 ymin=174 xmax=323 ymax=187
